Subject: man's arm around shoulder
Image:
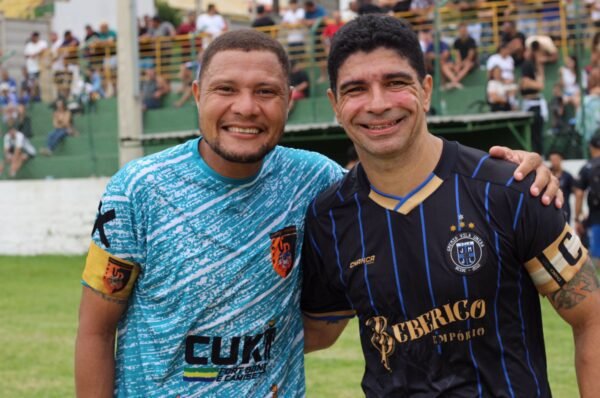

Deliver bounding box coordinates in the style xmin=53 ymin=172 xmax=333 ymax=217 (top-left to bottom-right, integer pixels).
xmin=303 ymin=311 xmax=353 ymax=353
xmin=75 ymin=286 xmax=127 ymax=398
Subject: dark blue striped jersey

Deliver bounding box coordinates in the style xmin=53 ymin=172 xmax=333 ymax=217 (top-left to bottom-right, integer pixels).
xmin=301 ymin=139 xmax=586 ymax=398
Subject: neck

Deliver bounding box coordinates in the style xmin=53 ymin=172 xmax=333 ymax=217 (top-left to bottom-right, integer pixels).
xmin=360 ymin=133 xmax=443 ymax=197
xmin=199 ymin=139 xmax=262 ymax=180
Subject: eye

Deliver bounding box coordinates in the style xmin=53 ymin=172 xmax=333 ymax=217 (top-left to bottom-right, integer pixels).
xmin=342 ymin=86 xmax=365 ymax=96
xmin=256 ymin=88 xmax=277 ymax=96
xmin=388 ymin=80 xmax=407 ymax=88
xmin=215 ymin=86 xmax=235 ymax=94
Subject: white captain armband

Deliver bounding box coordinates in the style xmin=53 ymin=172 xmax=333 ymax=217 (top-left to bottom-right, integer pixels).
xmin=524 ymin=224 xmax=587 ymax=296
xmin=81 ymin=242 xmax=140 ymax=301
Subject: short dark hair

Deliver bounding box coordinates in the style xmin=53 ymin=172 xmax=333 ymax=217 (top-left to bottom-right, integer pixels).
xmin=547 ymin=150 xmax=564 ymax=158
xmin=256 ymin=4 xmax=265 ymax=14
xmin=328 ymin=15 xmax=426 ymax=95
xmin=199 ymin=29 xmax=290 ymax=83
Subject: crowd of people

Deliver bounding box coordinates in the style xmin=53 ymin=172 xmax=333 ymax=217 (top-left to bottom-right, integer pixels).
xmin=0 ymin=0 xmax=599 ymax=178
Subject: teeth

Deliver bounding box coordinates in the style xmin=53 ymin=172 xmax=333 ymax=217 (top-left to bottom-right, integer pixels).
xmin=367 ymin=122 xmax=396 ymax=130
xmin=228 ymin=127 xmax=260 ymax=134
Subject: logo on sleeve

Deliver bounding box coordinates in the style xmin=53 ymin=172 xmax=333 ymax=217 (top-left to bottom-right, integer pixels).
xmin=445 ymin=221 xmax=487 ymax=275
xmin=103 ymin=257 xmax=134 ymax=294
xmin=92 ymin=201 xmax=116 ymax=248
xmin=270 ymin=226 xmax=297 ymax=278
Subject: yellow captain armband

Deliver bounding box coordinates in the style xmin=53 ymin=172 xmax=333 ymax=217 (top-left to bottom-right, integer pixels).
xmin=524 ymin=224 xmax=588 ymax=296
xmin=82 ymin=242 xmax=140 ymax=301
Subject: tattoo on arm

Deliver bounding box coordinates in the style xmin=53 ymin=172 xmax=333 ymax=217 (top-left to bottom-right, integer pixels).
xmin=550 ymin=258 xmax=600 ymax=310
xmin=89 ymin=287 xmax=128 ymax=305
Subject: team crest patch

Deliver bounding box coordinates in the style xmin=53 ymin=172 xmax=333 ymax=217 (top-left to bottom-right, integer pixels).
xmin=445 ymin=225 xmax=487 ymax=275
xmin=270 ymin=226 xmax=297 ymax=278
xmin=103 ymin=257 xmax=134 ymax=294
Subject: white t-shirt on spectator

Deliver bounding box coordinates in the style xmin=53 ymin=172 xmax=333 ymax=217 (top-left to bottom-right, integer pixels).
xmin=4 ymin=130 xmax=36 ymax=157
xmin=486 ymin=54 xmax=514 ymax=82
xmin=281 ymin=8 xmax=306 ymax=44
xmin=196 ymin=13 xmax=226 ymax=38
xmin=24 ymin=40 xmax=48 ymax=74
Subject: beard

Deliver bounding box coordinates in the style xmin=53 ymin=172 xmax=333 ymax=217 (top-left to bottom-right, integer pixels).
xmin=203 ymin=137 xmax=278 ymax=164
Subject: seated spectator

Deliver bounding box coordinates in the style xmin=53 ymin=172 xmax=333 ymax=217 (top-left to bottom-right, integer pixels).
xmin=525 ymin=35 xmax=558 ymax=64
xmin=1 ymin=126 xmax=35 ymax=177
xmin=452 ymin=22 xmax=478 ymax=83
xmin=0 ymin=69 xmax=17 ymax=92
xmin=141 ymin=67 xmax=170 ymax=111
xmin=422 ymin=30 xmax=462 ymax=89
xmin=0 ymin=83 xmax=24 ymax=126
xmin=487 ymin=65 xmax=516 ymax=112
xmin=486 ymin=42 xmax=515 ymax=83
xmin=252 ymin=5 xmax=276 ymax=28
xmin=83 ymin=24 xmax=99 ymax=62
xmin=174 ymin=63 xmax=195 ymax=108
xmin=560 ymin=54 xmax=580 ymax=109
xmin=290 ymin=61 xmax=310 ymax=108
xmin=577 ymin=67 xmax=600 ymax=143
xmin=40 ymin=99 xmax=74 ymax=156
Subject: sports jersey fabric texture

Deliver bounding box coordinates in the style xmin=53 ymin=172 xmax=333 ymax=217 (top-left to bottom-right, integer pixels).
xmin=302 ymin=139 xmax=586 ymax=397
xmin=83 ymin=137 xmax=344 ymax=397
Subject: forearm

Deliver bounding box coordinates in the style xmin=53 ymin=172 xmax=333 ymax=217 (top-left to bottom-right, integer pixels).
xmin=574 ymin=324 xmax=600 ymax=397
xmin=75 ymin=332 xmax=116 ymax=398
xmin=303 ymin=314 xmax=349 ymax=353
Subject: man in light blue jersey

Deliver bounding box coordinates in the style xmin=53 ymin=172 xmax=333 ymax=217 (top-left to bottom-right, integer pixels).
xmin=75 ymin=29 xmax=559 ymax=397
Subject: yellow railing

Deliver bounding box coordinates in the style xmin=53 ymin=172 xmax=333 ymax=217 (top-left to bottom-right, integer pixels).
xmin=38 ymin=0 xmax=597 ymax=92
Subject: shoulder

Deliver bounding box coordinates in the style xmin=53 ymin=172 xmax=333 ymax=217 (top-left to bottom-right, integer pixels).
xmin=454 ymin=142 xmax=528 ymax=193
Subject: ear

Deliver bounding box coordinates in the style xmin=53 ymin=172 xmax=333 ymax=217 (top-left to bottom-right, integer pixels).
xmin=421 ymin=74 xmax=433 ymax=113
xmin=326 ymin=88 xmax=339 ymax=121
xmin=192 ymin=80 xmax=201 ymax=104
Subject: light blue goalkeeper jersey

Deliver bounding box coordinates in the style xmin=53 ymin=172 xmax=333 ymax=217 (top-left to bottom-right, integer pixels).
xmin=85 ymin=138 xmax=344 ymax=397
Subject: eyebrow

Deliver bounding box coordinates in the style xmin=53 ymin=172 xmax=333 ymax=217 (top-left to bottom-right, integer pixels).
xmin=338 ymin=72 xmax=415 ymax=93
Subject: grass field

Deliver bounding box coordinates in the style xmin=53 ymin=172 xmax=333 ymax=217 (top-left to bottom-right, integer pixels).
xmin=0 ymin=256 xmax=578 ymax=397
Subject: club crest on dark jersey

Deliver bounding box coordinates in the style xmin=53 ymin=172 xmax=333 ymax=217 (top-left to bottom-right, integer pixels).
xmin=445 ymin=224 xmax=487 ymax=275
xmin=103 ymin=257 xmax=134 ymax=294
xmin=270 ymin=226 xmax=297 ymax=278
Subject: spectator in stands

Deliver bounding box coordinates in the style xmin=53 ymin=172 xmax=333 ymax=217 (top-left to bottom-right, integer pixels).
xmin=525 ymin=35 xmax=558 ymax=64
xmin=1 ymin=126 xmax=35 ymax=177
xmin=422 ymin=30 xmax=462 ymax=89
xmin=39 ymin=99 xmax=74 ymax=156
xmin=410 ymin=0 xmax=434 ymax=28
xmin=290 ymin=61 xmax=310 ymax=103
xmin=252 ymin=5 xmax=276 ymax=28
xmin=560 ymin=54 xmax=580 ymax=109
xmin=390 ymin=1 xmax=412 ymax=13
xmin=146 ymin=15 xmax=176 ymax=38
xmin=196 ymin=4 xmax=228 ymax=43
xmin=487 ymin=65 xmax=515 ymax=112
xmin=448 ymin=1 xmax=483 ymax=45
xmin=322 ymin=10 xmax=344 ymax=55
xmin=83 ymin=25 xmax=100 ymax=65
xmin=140 ymin=67 xmax=170 ymax=111
xmin=174 ymin=61 xmax=196 ymax=108
xmin=23 ymin=31 xmax=47 ymax=99
xmin=486 ymin=41 xmax=515 ymax=83
xmin=60 ymin=30 xmax=81 ymax=65
xmin=281 ymin=0 xmax=306 ymax=58
xmin=95 ymin=23 xmax=118 ymax=70
xmin=0 ymin=69 xmax=17 ymax=92
xmin=548 ymin=150 xmax=575 ymax=223
xmin=587 ymin=32 xmax=600 ymax=75
xmin=303 ymin=1 xmax=327 ymax=22
xmin=577 ymin=67 xmax=600 ymax=142
xmin=177 ymin=11 xmax=197 ymax=35
xmin=19 ymin=66 xmax=37 ymax=103
xmin=84 ymin=25 xmax=99 ymax=46
xmin=589 ymin=0 xmax=600 ymax=31
xmin=0 ymin=83 xmax=24 ymax=126
xmin=452 ymin=22 xmax=478 ymax=83
xmin=48 ymin=31 xmax=64 ymax=73
xmin=500 ymin=20 xmax=526 ymax=66
xmin=520 ymin=41 xmax=546 ymax=154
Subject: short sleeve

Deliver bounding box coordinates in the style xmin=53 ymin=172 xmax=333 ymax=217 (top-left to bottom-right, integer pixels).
xmin=301 ymin=204 xmax=354 ymax=316
xmin=515 ymin=192 xmax=587 ymax=296
xmin=81 ymin=172 xmax=144 ymax=301
xmin=574 ymin=164 xmax=590 ymax=190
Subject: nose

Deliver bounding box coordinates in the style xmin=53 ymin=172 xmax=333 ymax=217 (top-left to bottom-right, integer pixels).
xmin=366 ymin=85 xmax=391 ymax=115
xmin=231 ymin=90 xmax=259 ymax=117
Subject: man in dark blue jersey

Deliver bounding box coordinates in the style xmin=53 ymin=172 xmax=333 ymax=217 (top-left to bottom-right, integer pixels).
xmin=301 ymin=15 xmax=600 ymax=397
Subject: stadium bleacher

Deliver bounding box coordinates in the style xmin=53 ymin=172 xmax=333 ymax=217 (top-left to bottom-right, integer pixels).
xmin=0 ymin=0 xmax=597 ymax=179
